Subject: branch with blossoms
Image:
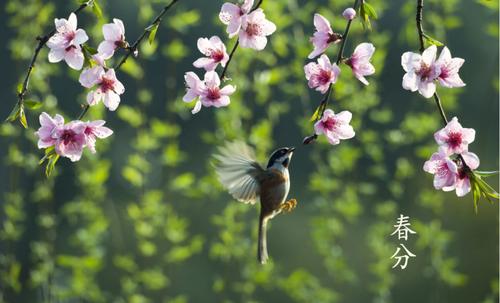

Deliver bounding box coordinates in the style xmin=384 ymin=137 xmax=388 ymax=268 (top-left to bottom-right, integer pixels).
xmin=302 ymin=0 xmax=377 ymax=146
xmin=5 ymin=1 xmax=94 ymax=128
xmin=181 ymin=0 xmax=275 ymax=114
xmin=8 ymin=0 xmax=180 ymax=176
xmin=402 ymin=0 xmax=498 ymax=211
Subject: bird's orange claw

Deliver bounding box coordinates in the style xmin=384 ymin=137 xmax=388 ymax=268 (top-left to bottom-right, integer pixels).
xmin=280 ymin=199 xmax=298 ymax=213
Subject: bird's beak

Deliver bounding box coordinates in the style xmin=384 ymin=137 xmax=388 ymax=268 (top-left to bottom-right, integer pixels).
xmin=288 ymin=147 xmax=296 ymax=154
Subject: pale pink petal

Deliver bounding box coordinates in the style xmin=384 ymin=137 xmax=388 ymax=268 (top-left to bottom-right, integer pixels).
xmin=191 ymin=101 xmax=202 ymax=114
xmin=87 ymin=90 xmax=103 ymax=106
xmin=64 ymin=47 xmax=84 ymax=70
xmin=402 ymin=72 xmax=418 ymax=91
xmin=48 ymin=49 xmax=65 ymax=63
xmin=421 ymin=45 xmax=437 ymax=66
xmin=79 ymin=66 xmax=105 ymax=88
xmin=103 ymin=91 xmax=121 ymax=111
xmin=313 ymin=13 xmax=332 ymax=33
xmin=401 ymin=52 xmax=421 ymax=72
xmin=103 ymin=23 xmax=122 ymax=41
xmin=220 ymin=85 xmax=236 ymax=95
xmin=74 ymin=29 xmax=89 ymax=45
xmin=418 ymin=81 xmax=436 ymax=98
xmin=461 ymin=151 xmax=480 ymax=170
xmin=204 ymin=71 xmax=220 ymax=87
xmin=97 ymin=41 xmax=117 ymax=59
xmin=68 ymin=13 xmax=77 ymax=31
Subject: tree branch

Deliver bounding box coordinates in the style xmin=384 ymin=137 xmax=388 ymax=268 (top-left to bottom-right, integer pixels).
xmin=13 ymin=3 xmax=89 ymax=114
xmin=76 ymin=0 xmax=180 ymax=121
xmin=314 ymin=0 xmax=360 ymax=123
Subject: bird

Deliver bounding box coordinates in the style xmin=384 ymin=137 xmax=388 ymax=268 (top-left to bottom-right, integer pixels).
xmin=213 ymin=141 xmax=297 ymax=264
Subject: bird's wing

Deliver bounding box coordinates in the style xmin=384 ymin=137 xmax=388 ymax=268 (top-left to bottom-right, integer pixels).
xmin=214 ymin=141 xmax=264 ymax=204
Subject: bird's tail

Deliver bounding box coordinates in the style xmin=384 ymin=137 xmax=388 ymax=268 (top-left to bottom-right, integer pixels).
xmin=258 ymin=214 xmax=269 ymax=264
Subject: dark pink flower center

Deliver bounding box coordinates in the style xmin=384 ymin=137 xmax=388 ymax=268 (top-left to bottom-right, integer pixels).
xmin=66 ymin=31 xmax=76 ymax=43
xmin=457 ymin=167 xmax=468 ymax=180
xmin=65 ymin=45 xmax=77 ymax=52
xmin=317 ymin=69 xmax=332 ymax=84
xmin=322 ymin=117 xmax=336 ymax=130
xmin=447 ymin=132 xmax=462 ymax=149
xmin=417 ymin=63 xmax=434 ymax=81
xmin=206 ymin=88 xmax=221 ymax=100
xmin=246 ymin=23 xmax=262 ymax=37
xmin=439 ymin=66 xmax=449 ymax=79
xmin=211 ymin=50 xmax=224 ymax=62
xmin=60 ymin=129 xmax=77 ymax=145
xmin=84 ymin=127 xmax=93 ymax=136
xmin=100 ymin=76 xmax=115 ymax=92
xmin=327 ymin=33 xmax=341 ymax=44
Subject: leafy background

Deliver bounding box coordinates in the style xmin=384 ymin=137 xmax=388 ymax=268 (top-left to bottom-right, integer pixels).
xmin=0 ymin=0 xmax=498 ymax=302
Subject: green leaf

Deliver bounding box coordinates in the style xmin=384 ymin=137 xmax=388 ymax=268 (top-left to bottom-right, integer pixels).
xmin=16 ymin=83 xmax=23 ymax=95
xmin=423 ymin=34 xmax=444 ymax=47
xmin=45 ymin=154 xmax=60 ymax=177
xmin=83 ymin=44 xmax=98 ymax=55
xmin=363 ymin=2 xmax=378 ymax=19
xmin=359 ymin=3 xmax=372 ymax=30
xmin=5 ymin=104 xmax=20 ymax=122
xmin=91 ymin=0 xmax=103 ymax=19
xmin=148 ymin=23 xmax=159 ymax=45
xmin=474 ymin=170 xmax=499 ymax=177
xmin=310 ymin=106 xmax=321 ymax=122
xmin=19 ymin=106 xmax=28 ymax=128
xmin=24 ymin=99 xmax=42 ymax=110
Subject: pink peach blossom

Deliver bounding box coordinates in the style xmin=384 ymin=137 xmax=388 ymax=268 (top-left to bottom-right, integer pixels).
xmin=346 ymin=43 xmax=375 ymax=85
xmin=435 ymin=47 xmax=465 ymax=88
xmin=304 ymin=54 xmax=340 ymax=94
xmin=35 ymin=112 xmax=64 ymax=149
xmin=193 ymin=36 xmax=229 ymax=71
xmin=308 ymin=14 xmax=342 ymax=59
xmin=401 ymin=45 xmax=440 ymax=98
xmin=434 ymin=117 xmax=475 ymax=156
xmin=79 ymin=66 xmax=125 ymax=111
xmin=314 ymin=109 xmax=355 ymax=145
xmin=83 ymin=120 xmax=113 ymax=153
xmin=219 ymin=0 xmax=254 ymax=38
xmin=53 ymin=121 xmax=86 ymax=162
xmin=423 ymin=148 xmax=458 ymax=191
xmin=98 ymin=18 xmax=127 ymax=59
xmin=182 ymin=71 xmax=236 ymax=114
xmin=47 ymin=13 xmax=88 ymax=70
xmin=238 ymin=9 xmax=276 ymax=51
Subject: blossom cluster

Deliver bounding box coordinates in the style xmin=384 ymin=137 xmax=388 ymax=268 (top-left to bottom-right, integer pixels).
xmin=423 ymin=117 xmax=479 ymax=197
xmin=401 ymin=45 xmax=465 ymax=98
xmin=304 ymin=12 xmax=376 ymax=145
xmin=36 ymin=112 xmax=112 ymax=162
xmin=37 ymin=13 xmax=128 ymax=162
xmin=182 ymin=0 xmax=276 ymax=114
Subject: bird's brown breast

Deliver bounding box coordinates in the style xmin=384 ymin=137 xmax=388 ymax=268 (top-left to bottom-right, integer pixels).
xmin=259 ymin=169 xmax=290 ymax=216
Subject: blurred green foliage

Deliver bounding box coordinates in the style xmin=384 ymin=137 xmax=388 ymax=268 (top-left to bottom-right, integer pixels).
xmin=0 ymin=0 xmax=498 ymax=302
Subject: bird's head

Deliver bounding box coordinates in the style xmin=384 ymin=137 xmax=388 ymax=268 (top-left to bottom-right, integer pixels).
xmin=266 ymin=146 xmax=295 ymax=169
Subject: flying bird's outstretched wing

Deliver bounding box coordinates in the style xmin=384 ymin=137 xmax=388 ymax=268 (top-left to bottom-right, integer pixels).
xmin=214 ymin=141 xmax=264 ymax=204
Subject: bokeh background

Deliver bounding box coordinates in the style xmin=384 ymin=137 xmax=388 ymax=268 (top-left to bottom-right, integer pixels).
xmin=0 ymin=0 xmax=498 ymax=302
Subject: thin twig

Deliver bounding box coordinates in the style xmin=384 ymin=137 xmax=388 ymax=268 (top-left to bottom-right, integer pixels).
xmin=220 ymin=40 xmax=239 ymax=80
xmin=76 ymin=0 xmax=180 ymax=121
xmin=15 ymin=3 xmax=89 ymax=109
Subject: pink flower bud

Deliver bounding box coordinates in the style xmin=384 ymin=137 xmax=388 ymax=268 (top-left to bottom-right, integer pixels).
xmin=342 ymin=8 xmax=356 ymax=20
